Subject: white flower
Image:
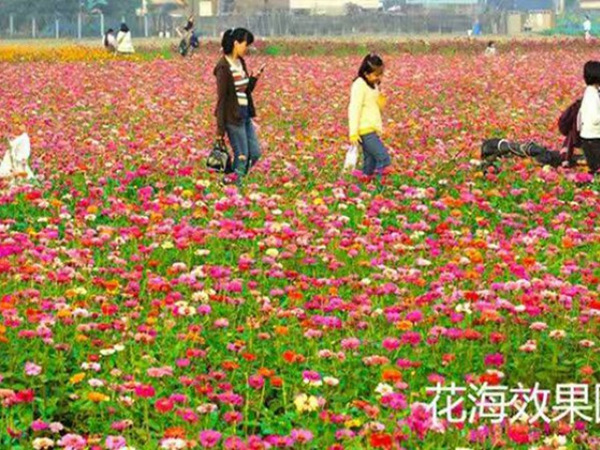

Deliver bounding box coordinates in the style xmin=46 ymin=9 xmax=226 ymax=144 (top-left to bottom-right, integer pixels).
xmin=549 ymin=329 xmax=566 ymax=339
xmin=323 ymin=376 xmax=339 ymax=387
xmin=88 ymin=378 xmax=105 ymax=387
xmin=32 ymin=438 xmax=55 ymax=449
xmin=196 ymin=403 xmax=218 ymax=414
xmin=375 ymin=383 xmax=394 ymax=396
xmin=160 ymin=438 xmax=187 ymax=450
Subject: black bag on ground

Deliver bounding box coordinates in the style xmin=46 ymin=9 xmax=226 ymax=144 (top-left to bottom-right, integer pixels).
xmin=178 ymin=39 xmax=189 ymax=56
xmin=207 ymin=139 xmax=233 ymax=173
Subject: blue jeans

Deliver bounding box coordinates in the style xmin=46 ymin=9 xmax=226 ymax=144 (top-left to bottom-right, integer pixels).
xmin=225 ymin=106 xmax=261 ymax=179
xmin=360 ymin=133 xmax=391 ymax=176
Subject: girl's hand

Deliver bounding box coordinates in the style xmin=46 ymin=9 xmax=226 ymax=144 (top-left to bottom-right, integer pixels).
xmin=377 ymin=93 xmax=387 ymax=110
xmin=350 ymin=136 xmax=362 ymax=146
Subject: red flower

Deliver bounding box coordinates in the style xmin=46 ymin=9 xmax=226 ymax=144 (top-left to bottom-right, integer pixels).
xmin=155 ymin=397 xmax=174 ymax=414
xmin=507 ymin=424 xmax=530 ymax=445
xmin=15 ymin=389 xmax=34 ymax=403
xmin=370 ymin=433 xmax=393 ymax=449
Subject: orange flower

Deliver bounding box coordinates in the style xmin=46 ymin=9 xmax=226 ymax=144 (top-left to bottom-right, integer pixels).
xmin=70 ymin=373 xmax=86 ymax=384
xmin=221 ymin=361 xmax=239 ymax=371
xmin=88 ymin=392 xmax=109 ymax=403
xmin=164 ymin=427 xmax=187 ymax=439
xmin=396 ymin=320 xmax=413 ymax=331
xmin=382 ymin=368 xmax=403 ymax=383
xmin=258 ymin=367 xmax=275 ymax=378
xmin=274 ymin=326 xmax=289 ymax=336
xmin=270 ymin=376 xmax=283 ymax=388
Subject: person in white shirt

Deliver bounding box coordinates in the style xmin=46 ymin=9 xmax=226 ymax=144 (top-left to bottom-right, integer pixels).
xmin=578 ymin=60 xmax=600 ymax=174
xmin=116 ymin=23 xmax=135 ymax=54
xmin=584 ymin=16 xmax=592 ymax=41
xmin=103 ymin=29 xmax=117 ymax=52
xmin=484 ymin=41 xmax=497 ymax=57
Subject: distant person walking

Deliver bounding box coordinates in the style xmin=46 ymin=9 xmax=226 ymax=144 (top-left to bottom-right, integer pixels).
xmin=584 ymin=15 xmax=592 ymax=41
xmin=116 ymin=23 xmax=135 ymax=54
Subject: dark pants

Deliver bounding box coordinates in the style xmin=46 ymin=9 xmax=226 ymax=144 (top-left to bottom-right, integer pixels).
xmin=581 ymin=138 xmax=600 ymax=174
xmin=225 ymin=106 xmax=261 ymax=180
xmin=360 ymin=133 xmax=391 ymax=176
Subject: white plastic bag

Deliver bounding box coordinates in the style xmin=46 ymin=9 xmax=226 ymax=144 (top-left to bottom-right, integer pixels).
xmin=0 ymin=133 xmax=36 ymax=180
xmin=343 ymin=145 xmax=358 ymax=171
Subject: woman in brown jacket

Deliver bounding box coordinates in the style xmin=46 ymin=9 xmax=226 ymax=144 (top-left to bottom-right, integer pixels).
xmin=214 ymin=28 xmax=264 ymax=184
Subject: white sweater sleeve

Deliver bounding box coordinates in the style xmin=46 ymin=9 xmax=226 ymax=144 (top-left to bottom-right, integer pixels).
xmin=348 ymin=80 xmax=365 ymax=140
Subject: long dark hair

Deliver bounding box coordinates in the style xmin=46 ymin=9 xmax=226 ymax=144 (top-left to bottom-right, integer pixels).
xmin=221 ymin=28 xmax=254 ymax=55
xmin=357 ymin=53 xmax=384 ymax=88
xmin=103 ymin=28 xmax=114 ymax=47
xmin=120 ymin=23 xmax=129 ymax=33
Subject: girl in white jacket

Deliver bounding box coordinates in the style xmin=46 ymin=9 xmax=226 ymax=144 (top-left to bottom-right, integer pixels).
xmin=578 ymin=60 xmax=600 ymax=174
xmin=116 ymin=23 xmax=135 ymax=54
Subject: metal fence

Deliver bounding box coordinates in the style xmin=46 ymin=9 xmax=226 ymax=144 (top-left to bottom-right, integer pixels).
xmin=0 ymin=11 xmax=501 ymax=40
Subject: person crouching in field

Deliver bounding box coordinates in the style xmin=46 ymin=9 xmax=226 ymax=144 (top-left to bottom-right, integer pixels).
xmin=578 ymin=60 xmax=600 ymax=174
xmin=103 ymin=29 xmax=117 ymax=52
xmin=348 ymin=53 xmax=391 ymax=181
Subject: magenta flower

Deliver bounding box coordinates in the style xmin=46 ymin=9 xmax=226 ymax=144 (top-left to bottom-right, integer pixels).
xmin=199 ymin=430 xmax=222 ymax=448
xmin=134 ymin=384 xmax=156 ymax=398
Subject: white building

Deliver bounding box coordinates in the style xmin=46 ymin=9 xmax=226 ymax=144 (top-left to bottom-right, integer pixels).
xmin=290 ymin=0 xmax=381 ymax=14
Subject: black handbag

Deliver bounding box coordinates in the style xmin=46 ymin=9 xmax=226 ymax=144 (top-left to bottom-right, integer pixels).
xmin=207 ymin=139 xmax=233 ymax=173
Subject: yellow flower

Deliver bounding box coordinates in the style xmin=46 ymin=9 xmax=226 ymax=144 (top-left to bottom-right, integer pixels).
xmin=70 ymin=373 xmax=86 ymax=384
xmin=265 ymin=248 xmax=279 ymax=258
xmin=344 ymin=419 xmax=362 ymax=429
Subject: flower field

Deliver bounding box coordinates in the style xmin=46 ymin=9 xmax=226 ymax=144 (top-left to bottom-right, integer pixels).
xmin=0 ymin=40 xmax=599 ymax=449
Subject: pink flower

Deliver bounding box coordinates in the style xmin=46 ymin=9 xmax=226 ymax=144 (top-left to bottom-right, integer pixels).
xmin=290 ymin=429 xmax=314 ymax=443
xmin=401 ymin=331 xmax=422 ymax=346
xmin=248 ymin=375 xmax=265 ymax=390
xmin=58 ymin=434 xmax=87 ymax=450
xmin=340 ymin=337 xmax=360 ymax=350
xmin=382 ymin=337 xmax=400 ymax=352
xmin=105 ymin=435 xmax=127 ymax=450
xmin=223 ymin=411 xmax=243 ymax=424
xmin=199 ymin=430 xmax=222 ymax=448
xmin=25 ymin=362 xmax=42 ymax=376
xmin=31 ymin=419 xmax=49 ymax=431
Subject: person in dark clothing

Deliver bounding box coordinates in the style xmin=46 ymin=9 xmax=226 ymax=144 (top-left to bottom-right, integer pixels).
xmin=214 ymin=28 xmax=264 ymax=185
xmin=480 ymin=138 xmax=584 ymax=173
